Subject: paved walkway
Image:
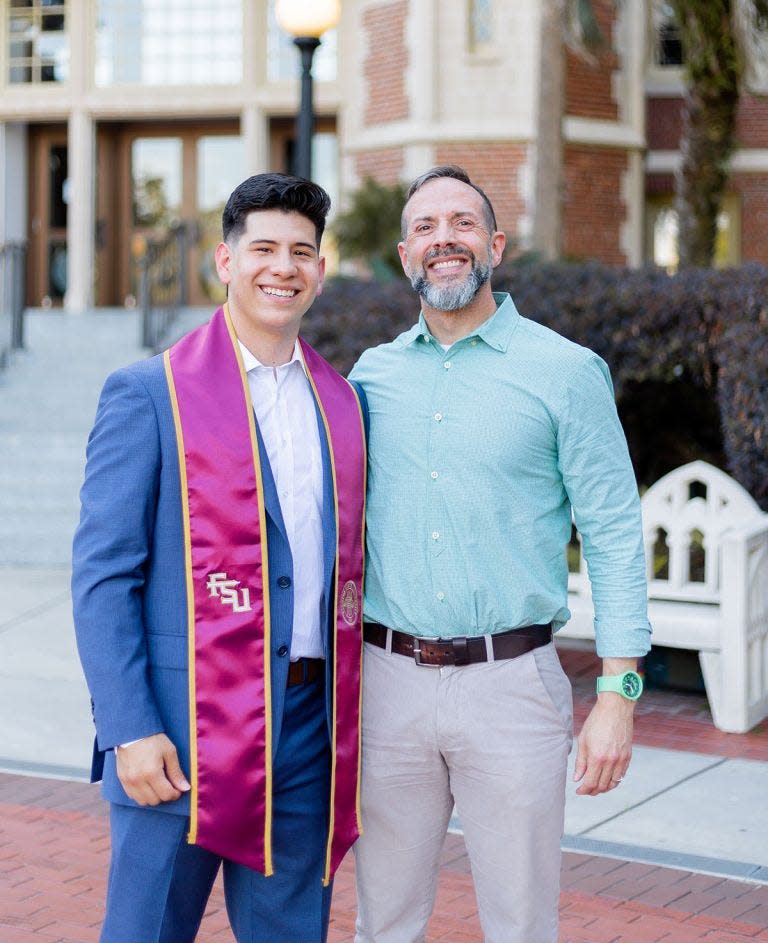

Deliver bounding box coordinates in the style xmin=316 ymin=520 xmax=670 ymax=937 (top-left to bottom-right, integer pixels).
xmin=2 ymin=676 xmax=768 ymax=943
xmin=1 ymin=310 xmax=767 ymax=940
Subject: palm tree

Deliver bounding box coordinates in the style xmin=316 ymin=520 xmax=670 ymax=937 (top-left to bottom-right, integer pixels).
xmin=568 ymin=0 xmax=768 ymax=268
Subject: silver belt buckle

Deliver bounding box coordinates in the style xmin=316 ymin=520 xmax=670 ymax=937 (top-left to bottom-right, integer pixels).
xmin=412 ymin=636 xmax=441 ymax=667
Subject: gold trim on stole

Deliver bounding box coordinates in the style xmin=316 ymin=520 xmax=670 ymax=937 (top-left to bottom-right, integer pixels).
xmin=163 ymin=350 xmax=199 ymax=844
xmin=303 ymin=362 xmax=367 ymax=886
xmin=222 ymin=303 xmax=275 ymax=876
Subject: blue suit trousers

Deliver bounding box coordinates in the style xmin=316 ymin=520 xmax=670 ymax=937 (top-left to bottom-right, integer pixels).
xmin=100 ymin=676 xmax=333 ymax=943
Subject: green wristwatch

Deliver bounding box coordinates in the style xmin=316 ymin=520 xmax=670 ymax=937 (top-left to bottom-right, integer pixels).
xmin=596 ymin=671 xmax=643 ymax=701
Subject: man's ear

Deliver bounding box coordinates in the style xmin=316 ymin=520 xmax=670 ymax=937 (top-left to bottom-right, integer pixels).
xmin=214 ymin=241 xmax=232 ymax=284
xmin=491 ymin=231 xmax=506 ymax=268
xmin=397 ymin=241 xmax=409 ymax=274
xmin=315 ymin=255 xmax=327 ymax=296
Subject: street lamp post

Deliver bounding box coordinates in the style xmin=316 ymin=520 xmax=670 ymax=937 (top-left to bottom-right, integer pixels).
xmin=275 ymin=0 xmax=340 ymax=181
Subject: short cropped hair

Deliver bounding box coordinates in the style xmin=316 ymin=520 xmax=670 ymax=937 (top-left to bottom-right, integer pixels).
xmin=222 ymin=173 xmax=331 ymax=247
xmin=401 ymin=165 xmax=498 ymax=238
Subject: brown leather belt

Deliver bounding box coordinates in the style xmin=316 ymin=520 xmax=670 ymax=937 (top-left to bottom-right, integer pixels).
xmin=286 ymin=657 xmax=324 ymax=686
xmin=363 ymin=622 xmax=552 ymax=667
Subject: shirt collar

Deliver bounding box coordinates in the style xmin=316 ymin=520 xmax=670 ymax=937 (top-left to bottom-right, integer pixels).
xmin=237 ymin=338 xmax=306 ymax=374
xmin=399 ymin=292 xmax=521 ymax=353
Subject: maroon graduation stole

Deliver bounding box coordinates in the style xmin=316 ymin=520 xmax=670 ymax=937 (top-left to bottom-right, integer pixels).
xmin=163 ymin=304 xmax=365 ymax=881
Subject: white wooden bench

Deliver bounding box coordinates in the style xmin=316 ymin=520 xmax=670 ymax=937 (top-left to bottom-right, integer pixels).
xmin=559 ymin=460 xmax=768 ymax=733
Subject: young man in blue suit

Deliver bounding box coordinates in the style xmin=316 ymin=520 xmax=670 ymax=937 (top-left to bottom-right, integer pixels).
xmin=73 ymin=174 xmax=367 ymax=943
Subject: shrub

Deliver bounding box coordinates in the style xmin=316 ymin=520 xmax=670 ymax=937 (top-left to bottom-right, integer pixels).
xmin=332 ymin=178 xmax=409 ymax=282
xmin=304 ymin=262 xmax=768 ymax=509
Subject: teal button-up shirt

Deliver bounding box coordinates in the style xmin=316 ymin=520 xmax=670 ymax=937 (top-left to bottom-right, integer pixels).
xmin=349 ymin=293 xmax=651 ymax=658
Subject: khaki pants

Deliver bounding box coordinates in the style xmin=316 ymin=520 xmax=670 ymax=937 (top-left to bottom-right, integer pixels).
xmin=354 ymin=641 xmax=573 ymax=943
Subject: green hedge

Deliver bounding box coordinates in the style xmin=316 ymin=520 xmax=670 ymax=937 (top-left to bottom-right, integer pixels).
xmin=302 ymin=263 xmax=768 ymax=510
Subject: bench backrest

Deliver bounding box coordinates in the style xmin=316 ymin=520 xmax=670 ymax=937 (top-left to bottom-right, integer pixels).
xmin=641 ymin=460 xmax=761 ymax=603
xmin=568 ymin=460 xmax=764 ymax=605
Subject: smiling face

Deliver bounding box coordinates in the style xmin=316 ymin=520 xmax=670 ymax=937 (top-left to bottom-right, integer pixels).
xmin=398 ymin=176 xmax=505 ymax=315
xmin=214 ymin=208 xmax=325 ymax=347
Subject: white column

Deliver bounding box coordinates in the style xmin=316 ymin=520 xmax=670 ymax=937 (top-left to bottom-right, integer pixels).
xmin=621 ymin=149 xmax=645 ymax=266
xmin=241 ymin=2 xmax=269 ymax=176
xmin=64 ymin=109 xmax=95 ymax=313
xmin=530 ymin=0 xmax=564 ymax=259
xmin=241 ymin=104 xmax=269 ymax=175
xmin=64 ymin=0 xmax=94 ymax=313
xmin=404 ymin=0 xmax=437 ymax=181
xmin=617 ymin=0 xmax=647 ymax=267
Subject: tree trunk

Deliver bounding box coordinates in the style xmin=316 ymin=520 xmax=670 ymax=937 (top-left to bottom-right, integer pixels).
xmin=672 ymin=0 xmax=741 ymax=269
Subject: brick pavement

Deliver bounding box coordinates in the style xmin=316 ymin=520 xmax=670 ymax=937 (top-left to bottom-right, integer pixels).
xmin=1 ymin=774 xmax=767 ymax=943
xmin=563 ymin=646 xmax=768 ymax=762
xmin=2 ymin=648 xmax=767 ymax=942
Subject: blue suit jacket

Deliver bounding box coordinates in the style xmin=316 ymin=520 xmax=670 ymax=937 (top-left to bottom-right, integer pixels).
xmin=72 ymin=351 xmax=367 ymax=814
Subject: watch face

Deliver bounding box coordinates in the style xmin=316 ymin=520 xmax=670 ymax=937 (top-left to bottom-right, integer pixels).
xmin=622 ymin=672 xmax=641 ymax=698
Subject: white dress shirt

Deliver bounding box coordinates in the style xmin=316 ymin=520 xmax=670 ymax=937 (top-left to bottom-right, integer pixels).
xmin=238 ymin=339 xmax=325 ymax=659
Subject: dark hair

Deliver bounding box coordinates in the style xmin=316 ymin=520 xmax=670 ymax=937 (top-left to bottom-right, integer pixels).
xmin=222 ymin=173 xmax=331 ymax=247
xmin=401 ymin=165 xmax=498 ymax=238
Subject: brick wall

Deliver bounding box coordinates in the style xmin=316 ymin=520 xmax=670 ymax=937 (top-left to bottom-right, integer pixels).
xmin=354 ymin=148 xmax=405 ymax=186
xmin=363 ymin=0 xmax=409 ymax=126
xmin=563 ymin=145 xmax=628 ymax=265
xmin=734 ymin=95 xmax=768 ymax=148
xmin=646 ymin=173 xmax=675 ymax=197
xmin=433 ymin=143 xmax=528 ymax=246
xmin=736 ymin=174 xmax=768 ymax=263
xmin=646 ymin=92 xmax=768 ymax=264
xmin=646 ymin=98 xmax=683 ymax=150
xmin=648 ymin=94 xmax=768 ymax=150
xmin=647 ymin=173 xmax=768 ymax=264
xmin=565 ymin=0 xmax=619 ymax=121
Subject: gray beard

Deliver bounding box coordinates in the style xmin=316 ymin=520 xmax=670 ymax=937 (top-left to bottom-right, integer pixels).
xmin=409 ymin=257 xmax=492 ymax=312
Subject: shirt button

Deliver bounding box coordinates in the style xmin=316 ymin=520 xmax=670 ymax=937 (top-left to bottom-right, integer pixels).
xmin=430 ymin=471 xmax=439 ymax=480
xmin=444 ymin=361 xmax=452 ymax=369
xmin=277 ymin=576 xmax=291 ymax=588
xmin=436 ymin=591 xmax=445 ymax=601
xmin=434 ymin=413 xmax=443 ymax=422
xmin=470 ymin=339 xmax=478 ymax=347
xmin=423 ymin=334 xmax=430 ymax=343
xmin=431 ymin=531 xmax=440 ymax=540
xmin=277 ymin=645 xmax=289 ymax=657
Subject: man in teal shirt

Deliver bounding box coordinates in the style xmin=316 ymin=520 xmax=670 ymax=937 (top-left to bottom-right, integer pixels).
xmin=349 ymin=166 xmax=651 ymax=943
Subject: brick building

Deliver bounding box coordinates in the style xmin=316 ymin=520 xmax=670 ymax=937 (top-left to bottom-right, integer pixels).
xmin=345 ymin=0 xmax=768 ymax=271
xmin=0 ymin=0 xmax=766 ymax=312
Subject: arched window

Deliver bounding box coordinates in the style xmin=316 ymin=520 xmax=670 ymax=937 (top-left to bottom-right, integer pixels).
xmin=655 ymin=3 xmax=683 ymax=67
xmin=469 ymin=0 xmax=493 ymax=53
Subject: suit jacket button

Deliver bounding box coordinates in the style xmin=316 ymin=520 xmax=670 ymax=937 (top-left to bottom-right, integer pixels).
xmin=277 ymin=645 xmax=289 ymax=657
xmin=277 ymin=576 xmax=291 ymax=588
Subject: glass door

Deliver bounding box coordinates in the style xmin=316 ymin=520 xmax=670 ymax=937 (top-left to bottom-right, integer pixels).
xmin=194 ymin=134 xmax=245 ymax=305
xmin=27 ymin=125 xmax=68 ymax=307
xmin=110 ymin=123 xmax=242 ymax=307
xmin=127 ymin=136 xmax=183 ymax=303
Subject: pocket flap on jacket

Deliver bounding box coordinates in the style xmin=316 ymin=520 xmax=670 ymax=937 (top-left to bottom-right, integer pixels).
xmin=146 ymin=632 xmax=187 ymax=670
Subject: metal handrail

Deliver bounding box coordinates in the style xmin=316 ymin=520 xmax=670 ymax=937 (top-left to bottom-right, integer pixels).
xmin=0 ymin=242 xmax=27 ymax=369
xmin=138 ymin=223 xmax=188 ymax=352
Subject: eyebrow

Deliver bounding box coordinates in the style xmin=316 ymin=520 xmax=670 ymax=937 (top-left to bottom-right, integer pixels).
xmin=410 ymin=210 xmax=482 ymax=225
xmin=247 ymin=238 xmax=318 ymax=252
